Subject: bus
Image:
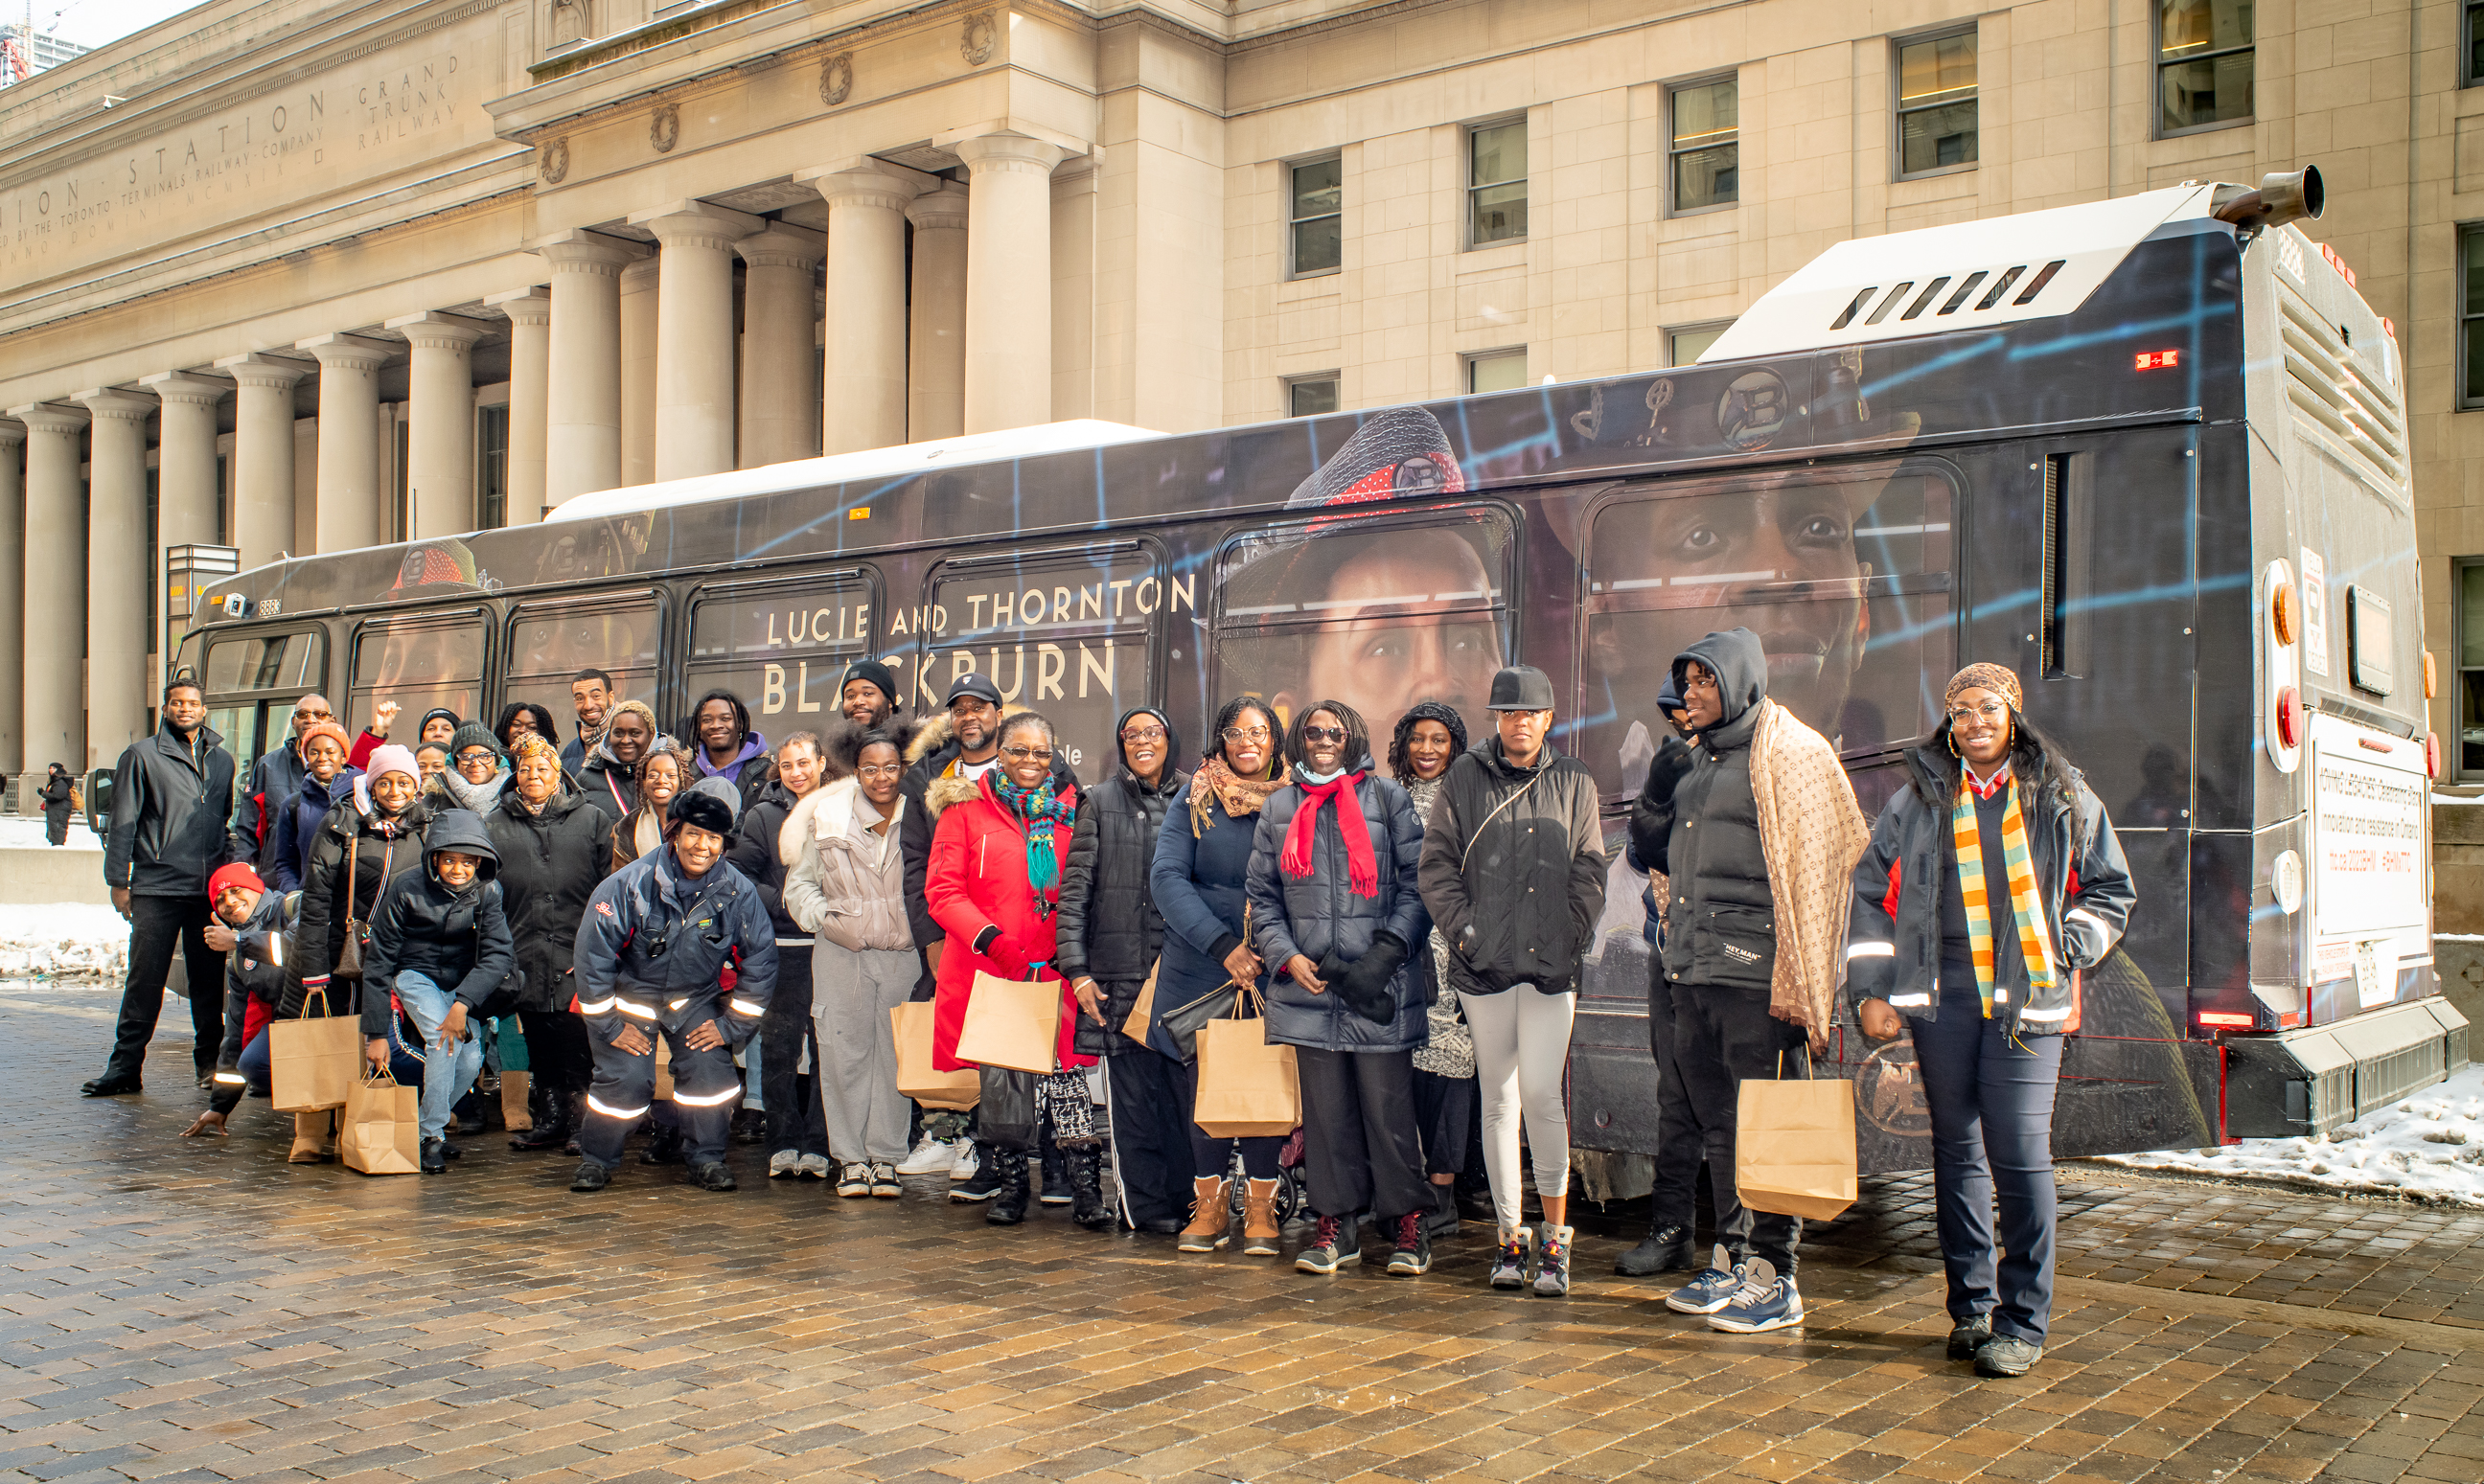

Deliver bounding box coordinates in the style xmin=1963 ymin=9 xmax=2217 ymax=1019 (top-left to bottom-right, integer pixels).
xmin=170 ymin=165 xmax=2463 ymax=1167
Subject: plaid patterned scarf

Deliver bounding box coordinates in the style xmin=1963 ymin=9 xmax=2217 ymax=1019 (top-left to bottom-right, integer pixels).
xmin=1951 ymin=774 xmax=2057 ymax=1017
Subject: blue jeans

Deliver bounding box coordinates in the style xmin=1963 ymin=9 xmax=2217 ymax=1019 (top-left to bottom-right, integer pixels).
xmin=1910 ymin=981 xmax=2067 ymax=1345
xmin=391 ymin=971 xmax=484 ymax=1143
xmin=741 ymin=1030 xmax=765 ymax=1111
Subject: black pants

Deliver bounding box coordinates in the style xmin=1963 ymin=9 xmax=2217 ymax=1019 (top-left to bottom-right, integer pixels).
xmin=104 ymin=894 xmax=224 ymax=1082
xmin=1913 ymin=982 xmax=2067 ymax=1344
xmin=760 ymin=946 xmax=829 ymax=1157
xmin=518 ymin=1008 xmax=594 ymax=1099
xmin=1102 ymin=1049 xmax=1194 ymax=1226
xmin=1410 ymin=1067 xmax=1476 ymax=1178
xmin=1296 ymin=1046 xmax=1428 ymax=1225
xmin=579 ymin=1021 xmax=741 ymax=1169
xmin=1647 ymin=963 xmax=1711 ymax=1235
xmin=1165 ymin=1055 xmax=1283 ymax=1180
xmin=1668 ymin=984 xmax=1808 ymax=1272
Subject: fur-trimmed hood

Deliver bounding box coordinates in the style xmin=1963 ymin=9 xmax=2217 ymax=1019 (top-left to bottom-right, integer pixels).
xmin=906 ymin=712 xmax=955 ymax=766
xmin=926 ymin=773 xmax=983 ymax=820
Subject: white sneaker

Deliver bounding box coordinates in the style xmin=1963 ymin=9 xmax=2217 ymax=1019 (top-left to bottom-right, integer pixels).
xmin=768 ymin=1149 xmax=801 ymax=1179
xmin=949 ymin=1140 xmax=979 ymax=1181
xmin=897 ymin=1133 xmax=955 ymax=1176
xmin=795 ymin=1153 xmax=831 ymax=1180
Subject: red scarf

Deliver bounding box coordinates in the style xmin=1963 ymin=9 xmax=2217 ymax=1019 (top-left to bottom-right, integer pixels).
xmin=1280 ymin=770 xmax=1378 ymax=898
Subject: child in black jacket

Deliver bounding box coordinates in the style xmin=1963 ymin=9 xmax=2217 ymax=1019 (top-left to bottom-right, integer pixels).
xmin=360 ymin=808 xmax=516 ymax=1172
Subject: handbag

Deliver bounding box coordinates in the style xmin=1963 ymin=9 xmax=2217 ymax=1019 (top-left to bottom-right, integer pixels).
xmin=1147 ymin=904 xmax=1254 ymax=1063
xmin=1192 ymin=987 xmax=1300 ymax=1138
xmin=954 ymin=968 xmax=1065 ymax=1074
xmin=268 ymin=986 xmax=360 ymax=1112
xmin=890 ymin=1002 xmax=980 ymax=1110
xmin=334 ymin=835 xmax=398 ymax=981
xmin=339 ymin=1066 xmax=422 ymax=1176
xmin=1734 ymin=1055 xmax=1858 ymax=1221
xmin=977 ymin=1064 xmax=1039 ymax=1152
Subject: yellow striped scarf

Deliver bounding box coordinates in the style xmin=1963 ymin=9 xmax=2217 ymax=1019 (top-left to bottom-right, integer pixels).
xmin=1952 ymin=774 xmax=2057 ymax=1017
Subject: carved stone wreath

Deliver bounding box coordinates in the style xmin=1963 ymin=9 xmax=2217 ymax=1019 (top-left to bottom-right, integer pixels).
xmin=960 ymin=11 xmax=997 ymax=65
xmin=819 ymin=52 xmax=853 ymax=106
xmin=539 ymin=136 xmax=570 ymax=185
xmin=650 ymin=103 xmax=679 ymax=154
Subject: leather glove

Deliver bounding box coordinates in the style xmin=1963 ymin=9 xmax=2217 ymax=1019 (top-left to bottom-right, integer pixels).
xmin=1336 ymin=931 xmax=1408 ymax=1026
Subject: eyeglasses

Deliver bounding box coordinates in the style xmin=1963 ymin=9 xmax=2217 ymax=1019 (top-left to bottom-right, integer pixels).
xmin=1002 ymin=746 xmax=1055 ymax=763
xmin=1120 ymin=725 xmax=1166 ymax=743
xmin=1220 ymin=725 xmax=1271 ymax=742
xmin=857 ymin=764 xmax=903 ymax=780
xmin=1300 ymin=726 xmax=1346 ymax=743
xmin=455 ymin=749 xmax=496 ymax=764
xmin=1946 ymin=700 xmax=2010 ymax=726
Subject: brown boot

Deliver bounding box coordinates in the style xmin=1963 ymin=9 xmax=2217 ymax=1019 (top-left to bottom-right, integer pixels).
xmin=288 ymin=1110 xmax=334 ymax=1164
xmin=1177 ymin=1176 xmax=1230 ymax=1252
xmin=500 ymin=1068 xmax=532 ymax=1132
xmin=1241 ymin=1178 xmax=1282 ymax=1256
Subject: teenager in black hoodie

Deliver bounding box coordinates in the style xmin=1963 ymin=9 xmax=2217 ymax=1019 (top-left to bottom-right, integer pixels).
xmin=360 ymin=808 xmax=516 ymax=1174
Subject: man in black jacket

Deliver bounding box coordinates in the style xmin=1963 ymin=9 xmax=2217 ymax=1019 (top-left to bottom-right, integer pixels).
xmin=87 ymin=679 xmax=246 ymax=1097
xmin=236 ymin=694 xmax=332 ymax=869
xmin=1056 ymin=706 xmax=1189 ymax=1233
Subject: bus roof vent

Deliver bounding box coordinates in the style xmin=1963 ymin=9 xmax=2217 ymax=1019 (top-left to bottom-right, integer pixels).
xmin=1697 ymin=186 xmax=2210 ymax=363
xmin=2277 ymin=284 xmax=2406 ymax=490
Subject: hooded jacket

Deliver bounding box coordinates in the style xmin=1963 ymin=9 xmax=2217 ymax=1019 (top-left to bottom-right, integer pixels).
xmin=1056 ymin=707 xmax=1189 ymax=1053
xmin=1244 ymin=757 xmax=1432 ymax=1053
xmin=239 ymin=742 xmax=307 ymax=865
xmin=104 ymin=721 xmax=244 ymax=898
xmin=1416 ymin=736 xmax=1606 ymax=996
xmin=572 ymin=841 xmax=777 ymax=1047
xmin=577 ymin=738 xmax=642 ymax=821
xmin=923 ymin=769 xmax=1093 ymax=1073
xmin=783 ymin=775 xmax=912 ymax=952
xmin=359 ymin=809 xmax=517 ymax=1033
xmin=1634 ymin=628 xmax=1778 ymax=995
xmin=268 ymin=765 xmax=362 ymax=894
xmin=210 ymin=887 xmax=300 ymax=1115
xmin=897 ymin=709 xmax=1080 ymax=967
xmin=285 ymin=784 xmax=434 ymax=1016
xmin=486 ymin=781 xmax=613 ymax=1014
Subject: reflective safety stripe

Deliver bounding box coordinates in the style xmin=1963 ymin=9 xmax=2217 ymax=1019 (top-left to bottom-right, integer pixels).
xmin=2066 ymin=907 xmax=2113 ymax=935
xmin=668 ymin=997 xmax=690 ymax=1011
xmin=213 ymin=1072 xmax=247 ymax=1084
xmin=615 ymin=999 xmax=658 ymax=1020
xmin=673 ymin=1084 xmax=741 ymax=1107
xmin=1888 ymin=993 xmax=1933 ymax=1007
xmin=1846 ymin=942 xmax=1895 ymax=960
xmin=586 ymin=1092 xmax=650 ymax=1119
xmin=1993 ymin=989 xmax=2010 ymax=1003
xmin=729 ymin=997 xmax=765 ymax=1017
xmin=2019 ymin=1003 xmax=2074 ymax=1022
xmin=266 ymin=934 xmax=284 ymax=968
xmin=576 ymin=996 xmax=617 ymax=1015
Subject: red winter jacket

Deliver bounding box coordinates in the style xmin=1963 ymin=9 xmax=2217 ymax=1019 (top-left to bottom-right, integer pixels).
xmin=925 ymin=772 xmax=1093 ymax=1074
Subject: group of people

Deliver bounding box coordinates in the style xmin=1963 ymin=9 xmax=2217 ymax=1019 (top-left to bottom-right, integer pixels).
xmin=78 ymin=628 xmax=2131 ymax=1380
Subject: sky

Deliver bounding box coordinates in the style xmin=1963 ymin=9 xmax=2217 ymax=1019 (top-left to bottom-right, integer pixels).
xmin=29 ymin=0 xmax=214 ymax=52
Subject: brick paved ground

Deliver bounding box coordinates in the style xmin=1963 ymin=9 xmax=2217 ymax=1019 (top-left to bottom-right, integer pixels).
xmin=3 ymin=981 xmax=2479 ymax=1484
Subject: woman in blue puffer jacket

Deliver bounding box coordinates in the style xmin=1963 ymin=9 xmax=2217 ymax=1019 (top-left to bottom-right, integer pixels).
xmin=1245 ymin=698 xmax=1432 ymax=1279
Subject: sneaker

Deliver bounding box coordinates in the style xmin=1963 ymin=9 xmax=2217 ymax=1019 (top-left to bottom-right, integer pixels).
xmin=769 ymin=1150 xmax=802 ymax=1179
xmin=419 ymin=1137 xmax=448 ymax=1175
xmin=729 ymin=1108 xmax=765 ymax=1146
xmin=1385 ymin=1213 xmax=1432 ymax=1276
xmin=836 ymin=1162 xmax=871 ymax=1198
xmin=897 ymin=1133 xmax=956 ymax=1176
xmin=568 ymin=1159 xmax=610 ymax=1193
xmin=1533 ymin=1223 xmax=1574 ymax=1296
xmin=691 ymin=1160 xmax=739 ymax=1193
xmin=870 ymin=1161 xmax=904 ymax=1198
xmin=950 ymin=1146 xmax=1002 ymax=1202
xmin=1948 ymin=1314 xmax=1993 ymax=1360
xmin=949 ymin=1140 xmax=979 ymax=1181
xmin=1705 ymin=1258 xmax=1803 ymax=1334
xmin=1615 ymin=1221 xmax=1698 ymax=1277
xmin=1665 ymin=1245 xmax=1747 ymax=1314
xmin=1296 ymin=1215 xmax=1363 ymax=1274
xmin=1489 ymin=1227 xmax=1535 ymax=1290
xmin=796 ymin=1153 xmax=831 ymax=1180
xmin=1974 ymin=1335 xmax=2043 ymax=1378
xmin=1424 ymin=1183 xmax=1461 ymax=1239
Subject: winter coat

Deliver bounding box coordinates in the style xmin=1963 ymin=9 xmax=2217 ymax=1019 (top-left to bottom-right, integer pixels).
xmin=210 ymin=887 xmax=300 ymax=1114
xmin=39 ymin=769 xmax=72 ymax=822
xmin=285 ymin=784 xmax=434 ymax=1016
xmin=1148 ymin=776 xmax=1274 ymax=1023
xmin=1416 ymin=738 xmax=1605 ymax=997
xmin=360 ymin=809 xmax=518 ymax=1035
xmin=573 ymin=844 xmax=777 ymax=1048
xmin=103 ymin=722 xmax=243 ymax=898
xmin=577 ymin=744 xmax=641 ymax=821
xmin=1634 ymin=628 xmax=1776 ymax=995
xmin=268 ymin=766 xmax=362 ymax=894
xmin=239 ymin=743 xmax=307 ymax=865
xmin=898 ymin=711 xmax=1080 ymax=960
xmin=726 ymin=779 xmax=812 ymax=947
xmin=1402 ymin=774 xmax=1473 ymax=1079
xmin=1845 ymin=732 xmax=2136 ymax=1039
xmin=1245 ymin=762 xmax=1432 ymax=1054
xmin=610 ymin=804 xmax=665 ymax=875
xmin=782 ymin=777 xmax=912 ymax=953
xmin=694 ymin=733 xmax=779 ymax=812
xmin=923 ymin=771 xmax=1094 ymax=1074
xmin=485 ymin=784 xmax=612 ymax=1015
xmin=1056 ymin=710 xmax=1188 ymax=1054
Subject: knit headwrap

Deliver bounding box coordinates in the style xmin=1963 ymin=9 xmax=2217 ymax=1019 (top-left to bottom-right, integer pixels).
xmin=510 ymin=734 xmax=560 ymax=767
xmin=1944 ymin=663 xmax=2024 ymax=713
xmin=1281 ymin=768 xmax=1378 ymax=899
xmin=1189 ymin=756 xmax=1289 ymax=836
xmin=993 ymin=772 xmax=1075 ymax=902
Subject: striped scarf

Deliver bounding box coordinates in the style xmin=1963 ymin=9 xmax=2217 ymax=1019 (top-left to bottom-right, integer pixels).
xmin=1951 ymin=774 xmax=2057 ymax=1017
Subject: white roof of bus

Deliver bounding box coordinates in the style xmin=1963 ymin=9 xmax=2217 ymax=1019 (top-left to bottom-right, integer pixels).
xmin=541 ymin=420 xmax=1165 ymax=523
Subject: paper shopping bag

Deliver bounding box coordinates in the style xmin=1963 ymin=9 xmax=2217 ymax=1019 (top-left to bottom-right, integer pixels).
xmin=1118 ymin=959 xmax=1160 ymax=1046
xmin=1734 ymin=1077 xmax=1858 ymax=1221
xmin=954 ymin=970 xmax=1064 ymax=1074
xmin=889 ymin=1002 xmax=979 ymax=1111
xmin=1192 ymin=999 xmax=1300 ymax=1138
xmin=653 ymin=1034 xmax=674 ymax=1101
xmin=269 ymin=990 xmax=360 ymax=1112
xmin=339 ymin=1068 xmax=421 ymax=1176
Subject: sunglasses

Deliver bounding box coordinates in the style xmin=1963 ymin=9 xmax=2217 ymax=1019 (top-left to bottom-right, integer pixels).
xmin=1002 ymin=746 xmax=1055 ymax=763
xmin=1300 ymin=726 xmax=1346 ymax=743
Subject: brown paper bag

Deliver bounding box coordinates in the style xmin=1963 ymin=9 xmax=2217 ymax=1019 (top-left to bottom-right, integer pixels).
xmin=890 ymin=1002 xmax=979 ymax=1110
xmin=954 ymin=970 xmax=1064 ymax=1074
xmin=269 ymin=990 xmax=361 ymax=1112
xmin=653 ymin=1035 xmax=674 ymax=1101
xmin=1118 ymin=958 xmax=1160 ymax=1045
xmin=1734 ymin=1077 xmax=1857 ymax=1221
xmin=1192 ymin=994 xmax=1300 ymax=1138
xmin=339 ymin=1068 xmax=421 ymax=1176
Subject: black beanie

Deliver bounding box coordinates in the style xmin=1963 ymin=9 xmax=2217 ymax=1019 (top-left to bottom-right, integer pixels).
xmin=841 ymin=659 xmax=901 ymax=709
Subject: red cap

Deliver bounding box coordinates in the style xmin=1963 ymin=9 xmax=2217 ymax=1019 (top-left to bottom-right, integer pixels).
xmin=208 ymin=862 xmax=266 ymax=904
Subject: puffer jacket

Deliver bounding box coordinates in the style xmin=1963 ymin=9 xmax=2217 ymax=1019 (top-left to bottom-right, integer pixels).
xmin=1845 ymin=728 xmax=2135 ymax=1038
xmin=360 ymin=808 xmax=518 ymax=1035
xmin=485 ymin=783 xmax=611 ymax=1014
xmin=1245 ymin=760 xmax=1431 ymax=1053
xmin=726 ymin=778 xmax=812 ymax=948
xmin=103 ymin=721 xmax=243 ymax=898
xmin=923 ymin=771 xmax=1093 ymax=1074
xmin=285 ymin=781 xmax=434 ymax=1016
xmin=210 ymin=887 xmax=300 ymax=1114
xmin=899 ymin=710 xmax=1081 ymax=971
xmin=268 ymin=765 xmax=361 ymax=894
xmin=1416 ymin=737 xmax=1606 ymax=996
xmin=1634 ymin=628 xmax=1776 ymax=995
xmin=782 ymin=777 xmax=912 ymax=952
xmin=1056 ymin=709 xmax=1188 ymax=1054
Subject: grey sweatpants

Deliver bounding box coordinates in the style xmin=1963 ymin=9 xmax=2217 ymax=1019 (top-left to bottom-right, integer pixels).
xmin=811 ymin=945 xmax=918 ymax=1164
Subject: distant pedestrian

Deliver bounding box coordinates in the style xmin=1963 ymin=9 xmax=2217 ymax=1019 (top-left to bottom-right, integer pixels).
xmin=40 ymin=762 xmax=73 ymax=846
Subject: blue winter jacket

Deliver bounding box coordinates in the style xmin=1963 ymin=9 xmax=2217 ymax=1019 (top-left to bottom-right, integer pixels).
xmin=270 ymin=766 xmax=362 ymax=893
xmin=1244 ymin=764 xmax=1431 ymax=1053
xmin=572 ymin=844 xmax=777 ymax=1049
xmin=1149 ymin=787 xmax=1275 ymax=1028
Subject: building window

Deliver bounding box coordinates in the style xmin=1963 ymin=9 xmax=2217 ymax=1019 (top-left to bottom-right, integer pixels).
xmin=2463 ymin=226 xmax=2484 ymax=409
xmin=2458 ymin=558 xmax=2484 ymax=779
xmin=1468 ymin=120 xmax=1528 ymax=246
xmin=1668 ymin=323 xmax=1733 ymax=366
xmin=1896 ymin=31 xmax=1978 ymax=177
xmin=2157 ymin=1 xmax=2253 ymax=134
xmin=1466 ymin=349 xmax=1528 ymax=395
xmin=2470 ymin=3 xmax=2484 ymax=86
xmin=1669 ymin=79 xmax=1738 ymax=212
xmin=1287 ymin=375 xmax=1341 ymax=418
xmin=1289 ymin=157 xmax=1342 ymax=278
xmin=476 ymin=403 xmax=511 ymax=529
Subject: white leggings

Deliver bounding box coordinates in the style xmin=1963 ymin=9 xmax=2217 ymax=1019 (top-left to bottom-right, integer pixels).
xmin=1457 ymin=988 xmax=1576 ymax=1233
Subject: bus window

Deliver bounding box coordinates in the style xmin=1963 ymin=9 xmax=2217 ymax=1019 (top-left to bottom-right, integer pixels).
xmin=1579 ymin=461 xmax=1955 ymax=797
xmin=1212 ymin=507 xmax=1513 ymax=759
xmin=921 ymin=548 xmax=1162 ymax=777
xmin=508 ymin=596 xmax=660 ymax=724
xmin=687 ymin=572 xmax=877 ymax=735
xmin=203 ymin=632 xmax=322 ymax=695
xmin=351 ymin=616 xmax=487 ymax=731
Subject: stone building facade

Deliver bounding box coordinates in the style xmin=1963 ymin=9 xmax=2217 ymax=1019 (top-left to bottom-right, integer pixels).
xmin=0 ymin=0 xmax=2471 ymax=781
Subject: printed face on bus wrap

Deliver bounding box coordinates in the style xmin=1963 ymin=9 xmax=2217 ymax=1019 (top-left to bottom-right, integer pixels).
xmin=1269 ymin=531 xmax=1501 ymax=742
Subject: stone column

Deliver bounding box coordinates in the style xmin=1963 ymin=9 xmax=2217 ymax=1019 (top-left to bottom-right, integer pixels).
xmin=139 ymin=373 xmax=226 ymax=698
xmin=387 ymin=311 xmax=488 ymax=538
xmin=75 ymin=390 xmax=151 ymax=764
xmin=213 ymin=354 xmax=303 ymax=570
xmin=0 ymin=420 xmax=22 ymax=774
xmin=488 ymin=287 xmax=552 ymax=521
xmin=619 ymin=257 xmax=659 ymax=486
xmin=299 ymin=333 xmax=392 ymax=553
xmin=907 ymin=184 xmax=971 ymax=444
xmin=537 ymin=230 xmax=643 ymax=504
xmin=629 ymin=201 xmax=760 ymax=481
xmin=801 ymin=165 xmax=924 ymax=455
xmin=951 ymin=132 xmax=1070 ymax=434
xmin=10 ymin=403 xmax=85 ymax=773
xmin=734 ymin=225 xmax=825 ymax=467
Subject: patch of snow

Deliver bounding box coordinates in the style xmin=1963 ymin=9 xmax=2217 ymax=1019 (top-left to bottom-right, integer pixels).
xmin=0 ymin=816 xmax=103 ymax=851
xmin=2097 ymin=1062 xmax=2484 ymax=1207
xmin=0 ymin=903 xmax=130 ymax=980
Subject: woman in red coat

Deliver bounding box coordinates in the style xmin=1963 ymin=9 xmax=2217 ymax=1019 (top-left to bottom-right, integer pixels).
xmin=925 ymin=710 xmax=1094 ymax=1224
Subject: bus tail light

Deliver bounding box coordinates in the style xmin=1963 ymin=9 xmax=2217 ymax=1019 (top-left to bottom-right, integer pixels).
xmin=2264 ymin=559 xmax=2302 ymax=773
xmin=2198 ymin=1011 xmax=2256 ymax=1028
xmin=2427 ymin=732 xmax=2442 ymax=779
xmin=2276 ymin=686 xmax=2303 ymax=748
xmin=2272 ymin=583 xmax=2297 ymax=644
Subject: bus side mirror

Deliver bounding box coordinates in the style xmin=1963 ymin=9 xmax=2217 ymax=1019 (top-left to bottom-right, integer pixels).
xmin=83 ymin=767 xmax=114 ymax=841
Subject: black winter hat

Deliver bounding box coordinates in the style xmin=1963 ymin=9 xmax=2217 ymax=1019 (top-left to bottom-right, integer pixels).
xmin=667 ymin=781 xmax=738 ymax=838
xmin=841 ymin=659 xmax=901 ymax=709
xmin=448 ymin=720 xmax=502 ymax=762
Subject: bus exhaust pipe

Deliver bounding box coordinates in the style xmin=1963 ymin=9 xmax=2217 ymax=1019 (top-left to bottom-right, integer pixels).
xmin=2214 ymin=166 xmax=2324 ymax=234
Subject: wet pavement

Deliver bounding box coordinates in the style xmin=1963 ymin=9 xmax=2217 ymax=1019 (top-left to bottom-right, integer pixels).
xmin=3 ymin=978 xmax=2479 ymax=1484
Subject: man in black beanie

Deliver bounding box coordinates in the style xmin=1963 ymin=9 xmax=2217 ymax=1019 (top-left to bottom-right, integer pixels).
xmin=840 ymin=659 xmax=901 ymax=730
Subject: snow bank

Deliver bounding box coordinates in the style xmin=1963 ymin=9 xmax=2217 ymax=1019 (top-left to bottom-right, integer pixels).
xmin=0 ymin=903 xmax=129 ymax=980
xmin=0 ymin=815 xmax=102 ymax=850
xmin=2096 ymin=1063 xmax=2484 ymax=1206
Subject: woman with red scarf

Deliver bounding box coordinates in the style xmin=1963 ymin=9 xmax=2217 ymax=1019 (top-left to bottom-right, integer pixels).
xmin=924 ymin=710 xmax=1093 ymax=1225
xmin=1245 ymin=699 xmax=1434 ymax=1277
